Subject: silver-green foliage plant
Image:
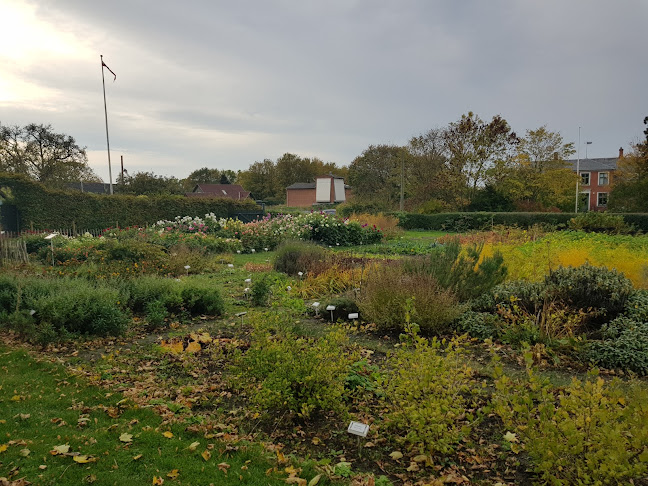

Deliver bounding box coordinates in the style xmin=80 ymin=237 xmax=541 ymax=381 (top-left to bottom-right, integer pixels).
xmin=492 ymin=352 xmax=648 ymax=485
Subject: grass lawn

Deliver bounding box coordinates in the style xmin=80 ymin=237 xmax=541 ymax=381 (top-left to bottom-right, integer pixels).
xmin=0 ymin=347 xmax=320 ymax=486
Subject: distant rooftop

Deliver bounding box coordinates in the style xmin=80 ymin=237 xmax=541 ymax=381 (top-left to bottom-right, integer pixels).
xmin=566 ymin=157 xmax=618 ymax=172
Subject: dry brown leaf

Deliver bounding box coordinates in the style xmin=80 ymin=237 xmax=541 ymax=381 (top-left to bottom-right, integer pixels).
xmin=166 ymin=469 xmax=179 ymax=479
xmin=162 ymin=431 xmax=174 ymax=439
xmin=185 ymin=341 xmax=201 ymax=354
xmin=201 ymin=450 xmax=211 ymax=462
xmin=218 ymin=462 xmax=231 ymax=474
xmin=188 ymin=441 xmax=200 ymax=451
xmin=152 ymin=476 xmax=164 ymax=485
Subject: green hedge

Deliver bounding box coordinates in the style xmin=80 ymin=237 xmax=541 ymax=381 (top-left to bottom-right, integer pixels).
xmin=396 ymin=211 xmax=648 ymax=232
xmin=0 ymin=173 xmax=259 ymax=230
xmin=395 ymin=212 xmax=573 ymax=231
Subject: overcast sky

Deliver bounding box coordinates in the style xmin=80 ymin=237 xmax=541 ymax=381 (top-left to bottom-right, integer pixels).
xmin=1 ymin=0 xmax=646 ymax=183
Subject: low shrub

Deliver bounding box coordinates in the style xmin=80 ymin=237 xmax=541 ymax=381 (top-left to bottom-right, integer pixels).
xmin=493 ymin=356 xmax=648 ymax=485
xmin=404 ymin=238 xmax=507 ymax=301
xmin=145 ymin=300 xmax=168 ymax=329
xmin=585 ymin=317 xmax=648 ymax=374
xmin=455 ymin=311 xmax=501 ymax=340
xmin=250 ymin=276 xmax=272 ymax=306
xmin=358 ymin=264 xmax=463 ymax=334
xmin=121 ymin=277 xmax=183 ymax=314
xmin=568 ymin=211 xmax=634 ymax=234
xmin=322 ymin=295 xmax=359 ymax=321
xmin=229 ymin=314 xmax=356 ymax=420
xmin=179 ymin=277 xmax=225 ymax=316
xmin=32 ymin=281 xmax=129 ymax=336
xmin=382 ymin=334 xmax=482 ymax=456
xmin=545 ymin=263 xmax=633 ymax=328
xmin=273 ymin=240 xmax=330 ymax=276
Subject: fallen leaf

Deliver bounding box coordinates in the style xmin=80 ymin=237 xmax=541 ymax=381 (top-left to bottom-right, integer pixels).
xmin=503 ymin=431 xmax=519 ymax=443
xmin=201 ymin=450 xmax=211 ymax=462
xmin=38 ymin=466 xmax=47 ymax=470
xmin=412 ymin=454 xmax=428 ymax=463
xmin=185 ymin=341 xmax=201 ymax=354
xmin=285 ymin=478 xmax=306 ymax=486
xmin=50 ymin=444 xmax=70 ymax=455
xmin=308 ymin=474 xmax=322 ymax=486
xmin=217 ymin=462 xmax=230 ymax=474
xmin=152 ymin=477 xmax=164 ymax=485
xmin=162 ymin=431 xmax=174 ymax=439
xmin=389 ymin=451 xmax=403 ymax=460
xmin=119 ymin=433 xmax=133 ymax=443
xmin=19 ymin=414 xmax=30 ymax=420
xmin=276 ymin=450 xmax=288 ymax=464
xmin=406 ymin=463 xmax=419 ymax=472
xmin=73 ymin=455 xmax=97 ymax=464
xmin=0 ymin=444 xmax=8 ymax=453
xmin=166 ymin=469 xmax=179 ymax=479
xmin=133 ymin=454 xmax=143 ymax=461
xmin=188 ymin=441 xmax=200 ymax=452
xmin=19 ymin=449 xmax=30 ymax=457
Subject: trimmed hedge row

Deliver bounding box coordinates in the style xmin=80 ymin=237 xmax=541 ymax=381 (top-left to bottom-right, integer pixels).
xmin=396 ymin=212 xmax=575 ymax=231
xmin=0 ymin=173 xmax=259 ymax=230
xmin=395 ymin=212 xmax=648 ymax=232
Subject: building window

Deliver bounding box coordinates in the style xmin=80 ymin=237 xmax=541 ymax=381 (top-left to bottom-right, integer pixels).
xmin=598 ymin=172 xmax=609 ymax=186
xmin=580 ymin=172 xmax=590 ymax=185
xmin=598 ymin=192 xmax=608 ymax=207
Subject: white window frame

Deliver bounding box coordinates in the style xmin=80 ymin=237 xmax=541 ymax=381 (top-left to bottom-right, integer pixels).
xmin=597 ymin=192 xmax=608 ymax=207
xmin=598 ymin=172 xmax=609 ymax=186
xmin=580 ymin=172 xmax=591 ymax=186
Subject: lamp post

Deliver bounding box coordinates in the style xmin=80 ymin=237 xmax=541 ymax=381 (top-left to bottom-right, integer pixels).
xmin=575 ymin=127 xmax=581 ymax=213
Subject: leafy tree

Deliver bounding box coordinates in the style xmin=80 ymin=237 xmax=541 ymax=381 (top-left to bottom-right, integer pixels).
xmin=348 ymin=144 xmax=410 ymax=207
xmin=183 ymin=167 xmax=222 ymax=191
xmin=496 ymin=126 xmax=577 ymax=211
xmin=0 ymin=122 xmax=100 ymax=186
xmin=237 ymin=159 xmax=277 ymax=201
xmin=117 ymin=171 xmax=184 ymax=196
xmin=238 ymin=154 xmax=346 ymax=202
xmin=609 ymin=148 xmax=648 ymax=211
xmin=443 ymin=112 xmax=519 ymax=205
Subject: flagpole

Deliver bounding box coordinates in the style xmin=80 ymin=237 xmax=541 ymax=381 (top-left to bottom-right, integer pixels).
xmin=101 ymin=54 xmax=114 ymax=195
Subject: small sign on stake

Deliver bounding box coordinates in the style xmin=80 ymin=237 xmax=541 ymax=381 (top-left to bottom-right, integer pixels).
xmin=347 ymin=421 xmax=369 ymax=438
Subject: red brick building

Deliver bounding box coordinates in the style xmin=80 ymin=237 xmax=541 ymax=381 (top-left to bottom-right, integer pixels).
xmin=567 ymin=148 xmax=623 ymax=211
xmin=286 ymin=175 xmax=351 ymax=207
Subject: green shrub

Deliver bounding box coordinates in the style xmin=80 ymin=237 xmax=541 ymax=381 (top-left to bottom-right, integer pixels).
xmin=382 ymin=334 xmax=482 ymax=456
xmin=493 ymin=357 xmax=648 ymax=485
xmin=396 ymin=212 xmax=573 ymax=231
xmin=179 ymin=277 xmax=225 ymax=316
xmin=250 ymin=276 xmax=272 ymax=306
xmin=230 ymin=313 xmax=356 ymax=419
xmin=454 ymin=311 xmax=501 ymax=339
xmin=358 ymin=264 xmax=463 ymax=334
xmin=585 ymin=317 xmax=648 ymax=374
xmin=273 ymin=240 xmax=329 ymax=276
xmin=121 ymin=277 xmax=183 ymax=314
xmin=568 ymin=211 xmax=634 ymax=234
xmin=145 ymin=300 xmax=168 ymax=329
xmin=323 ymin=295 xmax=359 ymax=322
xmin=623 ymin=289 xmax=648 ymax=321
xmin=33 ymin=282 xmax=129 ymax=336
xmin=404 ymin=238 xmax=507 ymax=301
xmin=0 ymin=274 xmax=18 ymax=312
xmin=545 ymin=263 xmax=633 ymax=328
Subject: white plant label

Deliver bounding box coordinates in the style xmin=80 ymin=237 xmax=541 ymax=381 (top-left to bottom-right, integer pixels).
xmin=347 ymin=421 xmax=369 ymax=437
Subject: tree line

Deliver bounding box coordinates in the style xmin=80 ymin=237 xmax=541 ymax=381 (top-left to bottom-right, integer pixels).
xmin=2 ymin=115 xmax=647 ymax=212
